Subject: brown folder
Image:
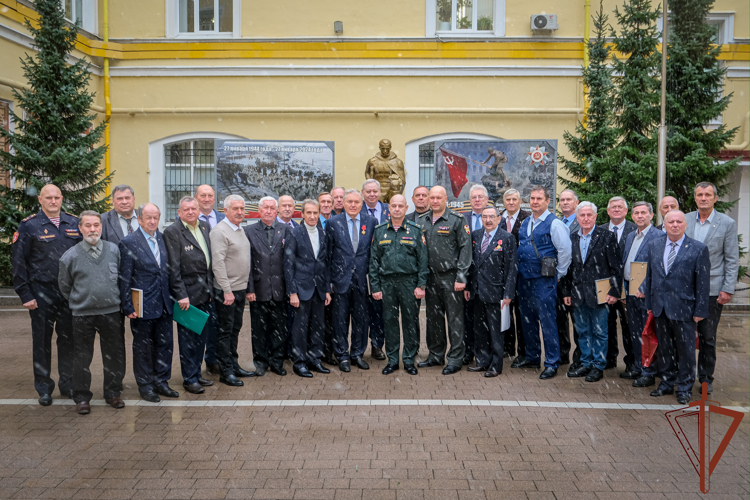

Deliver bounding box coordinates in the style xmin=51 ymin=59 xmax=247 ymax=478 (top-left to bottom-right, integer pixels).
xmin=629 ymin=262 xmax=648 ymax=296
xmin=596 ymin=279 xmax=612 ymax=305
xmin=131 ymin=288 xmax=143 ymax=318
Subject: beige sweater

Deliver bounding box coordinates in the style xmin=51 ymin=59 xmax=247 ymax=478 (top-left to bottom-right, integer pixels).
xmin=210 ymin=219 xmax=251 ymax=293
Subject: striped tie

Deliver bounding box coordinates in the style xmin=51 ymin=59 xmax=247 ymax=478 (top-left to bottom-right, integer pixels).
xmin=481 ymin=232 xmax=491 ymax=253
xmin=149 ymin=236 xmax=160 ymax=265
xmin=666 ymin=242 xmax=677 ymax=273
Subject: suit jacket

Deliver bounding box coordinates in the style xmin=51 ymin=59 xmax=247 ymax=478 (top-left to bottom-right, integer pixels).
xmin=360 ymin=202 xmax=390 ymax=223
xmin=463 ymin=211 xmax=485 ymax=234
xmin=622 ymin=225 xmax=665 ymax=278
xmin=283 ymin=224 xmax=330 ymax=301
xmin=277 ymin=217 xmax=299 ymax=228
xmin=558 ymin=214 xmax=580 ymax=236
xmin=561 ymin=226 xmax=622 ymax=309
xmin=467 ymin=228 xmax=518 ymax=304
xmin=101 ymin=209 xmax=133 ymax=245
xmin=405 ymin=210 xmax=428 ymax=223
xmin=327 ymin=212 xmax=378 ymax=294
xmin=640 ymin=235 xmax=710 ymax=321
xmin=119 ymin=230 xmax=173 ymax=319
xmin=245 ymin=221 xmax=291 ymax=302
xmin=500 ymin=209 xmax=531 ymax=248
xmin=163 ymin=219 xmax=213 ymax=306
xmin=685 ymin=210 xmax=739 ymax=296
xmin=611 ymin=220 xmax=637 ymax=255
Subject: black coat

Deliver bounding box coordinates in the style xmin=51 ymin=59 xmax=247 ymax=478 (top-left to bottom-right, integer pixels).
xmin=614 ymin=220 xmax=638 ymax=255
xmin=163 ymin=219 xmax=213 ymax=306
xmin=561 ymin=226 xmax=622 ymax=309
xmin=283 ymin=224 xmax=330 ymax=302
xmin=467 ymin=228 xmax=518 ymax=304
xmin=500 ymin=209 xmax=531 ymax=248
xmin=244 ymin=221 xmax=291 ymax=302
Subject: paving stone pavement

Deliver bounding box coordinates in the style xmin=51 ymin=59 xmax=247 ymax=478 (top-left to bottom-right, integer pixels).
xmin=0 ymin=308 xmax=747 ymax=499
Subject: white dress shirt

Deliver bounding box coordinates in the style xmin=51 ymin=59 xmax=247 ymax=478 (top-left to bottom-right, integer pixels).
xmin=118 ymin=212 xmax=137 ymax=236
xmin=222 ymin=217 xmax=240 ymax=232
xmin=692 ymin=209 xmax=715 ymax=244
xmin=663 ymin=235 xmax=685 ymax=274
xmin=526 ymin=210 xmax=572 ymax=276
xmin=364 ymin=201 xmax=383 ymax=222
xmin=609 ymin=220 xmax=626 ymax=243
xmin=503 ymin=210 xmax=518 ymax=233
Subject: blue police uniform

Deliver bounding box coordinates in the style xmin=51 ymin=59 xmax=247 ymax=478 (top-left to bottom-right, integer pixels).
xmin=12 ymin=210 xmax=81 ymax=397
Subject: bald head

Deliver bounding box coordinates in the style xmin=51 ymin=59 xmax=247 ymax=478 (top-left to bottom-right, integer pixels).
xmin=429 ymin=186 xmax=448 ymax=215
xmin=38 ymin=184 xmax=63 ymax=218
xmin=659 ymin=196 xmax=679 ymax=217
xmin=389 ymin=194 xmax=407 ymax=222
xmin=138 ymin=203 xmax=161 ymax=236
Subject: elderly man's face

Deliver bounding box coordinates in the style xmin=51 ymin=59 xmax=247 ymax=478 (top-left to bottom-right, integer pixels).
xmin=319 ymin=195 xmax=333 ymax=217
xmin=528 ymin=190 xmax=549 ymax=215
xmin=259 ymin=200 xmax=278 ymax=226
xmin=558 ymin=191 xmax=578 ymax=217
xmin=665 ymin=211 xmax=687 ymax=240
xmin=389 ymin=196 xmax=407 ymax=220
xmin=577 ymin=207 xmax=597 ymax=232
xmin=112 ymin=189 xmax=135 ymax=216
xmin=607 ymin=200 xmax=628 ymax=223
xmin=481 ymin=208 xmax=498 ymax=232
xmin=225 ymin=200 xmax=246 ymax=225
xmin=412 ymin=187 xmax=429 ymax=211
xmin=470 ymin=189 xmax=488 ymax=213
xmin=79 ymin=216 xmax=102 ymax=245
xmin=139 ymin=205 xmax=161 ymax=234
xmin=302 ymin=204 xmax=320 ymax=227
xmin=195 ymin=185 xmax=216 ymax=213
xmin=631 ymin=205 xmax=653 ymax=229
xmin=278 ymin=196 xmax=295 ymax=220
xmin=694 ymin=186 xmax=718 ymax=212
xmin=178 ymin=200 xmax=200 ymax=225
xmin=659 ymin=196 xmax=679 ymax=217
xmin=332 ymin=188 xmax=345 ymax=211
xmin=344 ymin=193 xmax=363 ymax=218
xmin=503 ymin=193 xmax=520 ymax=215
xmin=363 ymin=183 xmax=381 ymax=207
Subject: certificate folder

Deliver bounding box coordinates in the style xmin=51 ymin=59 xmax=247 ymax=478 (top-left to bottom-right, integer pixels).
xmin=629 ymin=262 xmax=648 ymax=296
xmin=131 ymin=289 xmax=143 ymax=318
xmin=595 ymin=279 xmax=614 ymax=305
xmin=172 ymin=303 xmax=209 ymax=335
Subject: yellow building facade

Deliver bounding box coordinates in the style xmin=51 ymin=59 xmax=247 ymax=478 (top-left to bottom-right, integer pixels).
xmin=0 ymin=0 xmax=748 ymax=238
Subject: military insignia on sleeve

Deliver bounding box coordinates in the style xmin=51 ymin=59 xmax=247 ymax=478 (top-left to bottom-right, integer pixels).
xmin=12 ymin=232 xmax=19 ymax=244
xmin=464 ymin=225 xmax=470 ymax=235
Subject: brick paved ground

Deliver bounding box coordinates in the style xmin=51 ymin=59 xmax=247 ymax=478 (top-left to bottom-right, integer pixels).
xmin=0 ymin=308 xmax=747 ymax=499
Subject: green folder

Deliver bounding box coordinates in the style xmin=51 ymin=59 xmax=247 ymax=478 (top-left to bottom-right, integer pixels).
xmin=172 ymin=303 xmax=209 ymax=335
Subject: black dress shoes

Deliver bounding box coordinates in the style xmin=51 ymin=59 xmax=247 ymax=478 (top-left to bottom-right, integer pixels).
xmin=294 ymin=366 xmax=313 ymax=378
xmin=339 ymin=360 xmax=351 ymax=373
xmin=417 ymin=359 xmax=443 ymax=368
xmin=567 ymin=365 xmax=591 ymax=378
xmin=484 ymin=370 xmax=500 ymax=378
xmin=633 ymin=375 xmax=655 ymax=388
xmin=198 ymin=377 xmax=214 ymax=386
xmin=619 ymin=365 xmax=640 ymax=379
xmin=323 ymin=356 xmax=338 ymax=366
xmin=370 ymin=344 xmax=386 ymax=360
xmin=141 ymin=391 xmax=161 ymax=403
xmin=539 ymin=367 xmax=557 ymax=380
xmin=309 ymin=363 xmax=330 ymax=374
xmin=650 ymin=388 xmax=674 ymax=397
xmin=220 ymin=374 xmax=244 ymax=386
xmin=513 ymin=358 xmax=541 ymax=369
xmin=510 ymin=356 xmax=525 ymax=368
xmin=235 ymin=367 xmax=256 ymax=377
xmin=254 ymin=366 xmax=266 ymax=377
xmin=442 ymin=365 xmax=461 ymax=375
xmin=76 ymin=401 xmax=90 ymax=415
xmin=155 ymin=385 xmax=179 ymax=398
xmin=585 ymin=368 xmax=603 ymax=382
xmin=183 ymin=382 xmax=205 ymax=394
xmin=206 ymin=362 xmax=221 ymax=375
xmin=270 ymin=366 xmax=287 ymax=376
xmin=352 ymin=357 xmax=370 ymax=370
xmin=569 ymin=361 xmax=582 ymax=371
xmin=404 ymin=364 xmax=418 ymax=375
xmin=382 ymin=364 xmax=398 ymax=375
xmin=462 ymin=356 xmax=474 ymax=366
xmin=38 ymin=394 xmax=52 ymax=407
xmin=467 ymin=365 xmax=488 ymax=372
xmin=677 ymin=393 xmax=691 ymax=405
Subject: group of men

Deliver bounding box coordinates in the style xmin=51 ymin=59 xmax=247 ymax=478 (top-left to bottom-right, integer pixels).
xmin=11 ymin=176 xmax=738 ymax=414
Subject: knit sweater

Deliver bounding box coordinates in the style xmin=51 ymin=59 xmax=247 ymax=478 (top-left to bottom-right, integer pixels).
xmin=210 ymin=218 xmax=251 ymax=293
xmin=58 ymin=240 xmax=122 ymax=316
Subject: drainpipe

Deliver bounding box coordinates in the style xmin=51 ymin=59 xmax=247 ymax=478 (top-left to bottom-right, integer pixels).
xmin=103 ymin=0 xmax=111 ymax=197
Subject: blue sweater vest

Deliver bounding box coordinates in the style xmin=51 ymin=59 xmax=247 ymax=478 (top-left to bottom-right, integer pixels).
xmin=518 ymin=215 xmax=557 ymax=279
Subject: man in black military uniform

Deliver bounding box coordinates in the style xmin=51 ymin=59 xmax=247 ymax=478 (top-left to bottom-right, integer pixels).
xmin=370 ymin=195 xmax=429 ymax=375
xmin=417 ymin=186 xmax=472 ymax=375
xmin=12 ymin=184 xmax=81 ymax=406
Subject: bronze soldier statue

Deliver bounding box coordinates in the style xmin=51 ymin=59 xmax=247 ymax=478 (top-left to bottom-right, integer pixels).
xmin=365 ymin=139 xmax=406 ymax=203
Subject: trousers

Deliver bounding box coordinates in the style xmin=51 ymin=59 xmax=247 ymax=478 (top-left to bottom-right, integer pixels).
xmin=130 ymin=313 xmax=173 ymax=394
xmin=250 ymin=299 xmax=287 ymax=371
xmin=29 ymin=283 xmax=74 ymax=397
xmin=332 ymin=278 xmax=369 ymax=361
xmin=178 ymin=301 xmax=212 ymax=384
xmin=425 ymin=274 xmax=466 ymax=367
xmin=473 ymin=299 xmax=506 ymax=373
xmin=697 ymin=295 xmax=723 ymax=385
xmin=381 ymin=276 xmax=420 ymax=366
xmin=72 ymin=312 xmax=126 ymax=403
xmin=654 ymin=313 xmax=696 ymax=396
xmin=625 ymin=284 xmax=655 ymax=377
xmin=572 ymin=304 xmax=608 ymax=371
xmin=291 ymin=294 xmax=325 ymax=370
xmin=518 ymin=276 xmax=560 ymax=369
xmin=214 ymin=289 xmax=246 ymax=377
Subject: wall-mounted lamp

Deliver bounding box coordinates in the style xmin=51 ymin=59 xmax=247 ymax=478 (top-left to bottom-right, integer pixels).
xmin=334 ymin=21 xmax=343 ymax=35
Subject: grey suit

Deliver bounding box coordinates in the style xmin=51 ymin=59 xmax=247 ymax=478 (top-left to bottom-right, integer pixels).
xmin=101 ymin=209 xmax=136 ymax=245
xmin=685 ymin=209 xmax=739 ymax=385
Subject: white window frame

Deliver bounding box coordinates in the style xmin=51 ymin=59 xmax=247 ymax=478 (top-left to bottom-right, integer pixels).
xmin=166 ymin=0 xmax=242 ymax=39
xmin=426 ymin=0 xmax=506 ymax=38
xmin=61 ymin=0 xmax=98 ymax=35
xmin=657 ymin=12 xmax=734 ymax=45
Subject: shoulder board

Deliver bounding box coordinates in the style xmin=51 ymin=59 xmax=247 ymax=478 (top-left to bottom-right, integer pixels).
xmin=450 ymin=210 xmax=462 ymax=217
xmin=21 ymin=213 xmax=37 ymax=222
xmin=405 ymin=220 xmax=421 ymax=228
xmin=375 ymin=221 xmax=388 ymax=229
xmin=418 ymin=212 xmax=429 ymax=219
xmin=64 ymin=211 xmax=78 ymax=218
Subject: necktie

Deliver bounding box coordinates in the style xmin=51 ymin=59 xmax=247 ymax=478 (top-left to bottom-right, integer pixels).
xmin=126 ymin=218 xmax=134 ymax=234
xmin=474 ymin=214 xmax=482 ymax=231
xmin=666 ymin=242 xmax=677 ymax=273
xmin=149 ymin=236 xmax=160 ymax=265
xmin=351 ymin=218 xmax=358 ymax=252
xmin=265 ymin=225 xmax=274 ymax=245
xmin=89 ymin=246 xmax=99 ymax=259
xmin=369 ymin=208 xmax=376 ymax=219
xmin=563 ymin=218 xmax=569 ymax=225
xmin=506 ymin=216 xmax=512 ymax=233
xmin=481 ymin=232 xmax=491 ymax=253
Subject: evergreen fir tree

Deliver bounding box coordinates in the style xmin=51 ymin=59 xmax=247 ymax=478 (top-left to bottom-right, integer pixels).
xmin=665 ymin=0 xmax=739 ymax=213
xmin=558 ymin=1 xmax=619 ymax=222
xmin=0 ymin=0 xmax=109 ymax=284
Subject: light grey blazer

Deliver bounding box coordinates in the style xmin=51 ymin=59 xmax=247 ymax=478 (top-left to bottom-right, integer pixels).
xmin=685 ymin=210 xmax=739 ymax=296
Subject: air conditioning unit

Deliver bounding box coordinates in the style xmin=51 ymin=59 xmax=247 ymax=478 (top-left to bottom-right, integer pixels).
xmin=531 ymin=14 xmax=558 ymax=31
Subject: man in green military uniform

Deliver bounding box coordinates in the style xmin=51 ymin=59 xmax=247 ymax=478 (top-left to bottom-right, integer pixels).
xmin=370 ymin=195 xmax=428 ymax=375
xmin=417 ymin=186 xmax=472 ymax=375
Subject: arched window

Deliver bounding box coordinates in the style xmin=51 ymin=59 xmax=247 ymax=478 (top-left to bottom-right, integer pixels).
xmin=164 ymin=139 xmax=216 ymax=222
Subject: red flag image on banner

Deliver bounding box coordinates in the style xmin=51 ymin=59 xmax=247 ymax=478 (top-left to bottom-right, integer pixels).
xmin=439 ymin=148 xmax=469 ymax=198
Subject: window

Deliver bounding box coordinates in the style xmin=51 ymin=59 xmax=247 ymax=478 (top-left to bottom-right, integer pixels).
xmin=419 ymin=142 xmax=436 ymax=188
xmin=164 ymin=139 xmax=215 ymax=222
xmin=178 ymin=0 xmax=236 ymax=35
xmin=658 ymin=12 xmax=734 ymax=45
xmin=63 ymin=0 xmax=82 ymax=24
xmin=427 ymin=0 xmax=505 ymax=37
xmin=61 ymin=0 xmax=97 ymax=33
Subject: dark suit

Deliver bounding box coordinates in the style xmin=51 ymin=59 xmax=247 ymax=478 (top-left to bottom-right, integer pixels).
xmin=163 ymin=219 xmax=214 ymax=386
xmin=462 ymin=211 xmax=487 ymax=362
xmin=361 ymin=202 xmax=390 ymax=350
xmin=622 ymin=225 xmax=665 ymax=376
xmin=499 ymin=209 xmax=529 ymax=359
xmin=640 ymin=235 xmax=710 ymax=397
xmin=119 ymin=229 xmax=174 ymax=394
xmin=198 ymin=210 xmax=224 ymax=367
xmin=467 ymin=228 xmax=518 ymax=373
xmin=561 ymin=226 xmax=621 ymax=370
xmin=607 ymin=220 xmax=637 ymax=368
xmin=283 ymin=224 xmax=330 ymax=370
xmin=101 ymin=209 xmax=136 ymax=245
xmin=556 ymin=214 xmax=580 ymax=365
xmin=245 ymin=221 xmax=291 ymax=372
xmin=327 ymin=213 xmax=378 ymax=361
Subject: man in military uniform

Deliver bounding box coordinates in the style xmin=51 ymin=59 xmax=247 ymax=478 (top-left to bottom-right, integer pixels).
xmin=417 ymin=186 xmax=472 ymax=375
xmin=370 ymin=195 xmax=428 ymax=375
xmin=12 ymin=184 xmax=81 ymax=406
xmin=365 ymin=139 xmax=406 ymax=203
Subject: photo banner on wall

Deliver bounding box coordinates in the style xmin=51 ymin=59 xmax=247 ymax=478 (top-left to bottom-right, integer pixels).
xmin=215 ymin=140 xmax=334 ymax=218
xmin=434 ymin=139 xmax=557 ymax=210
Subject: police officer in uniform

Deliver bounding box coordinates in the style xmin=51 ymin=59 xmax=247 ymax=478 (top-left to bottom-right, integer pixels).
xmin=12 ymin=184 xmax=81 ymax=406
xmin=369 ymin=195 xmax=428 ymax=375
xmin=417 ymin=186 xmax=472 ymax=375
